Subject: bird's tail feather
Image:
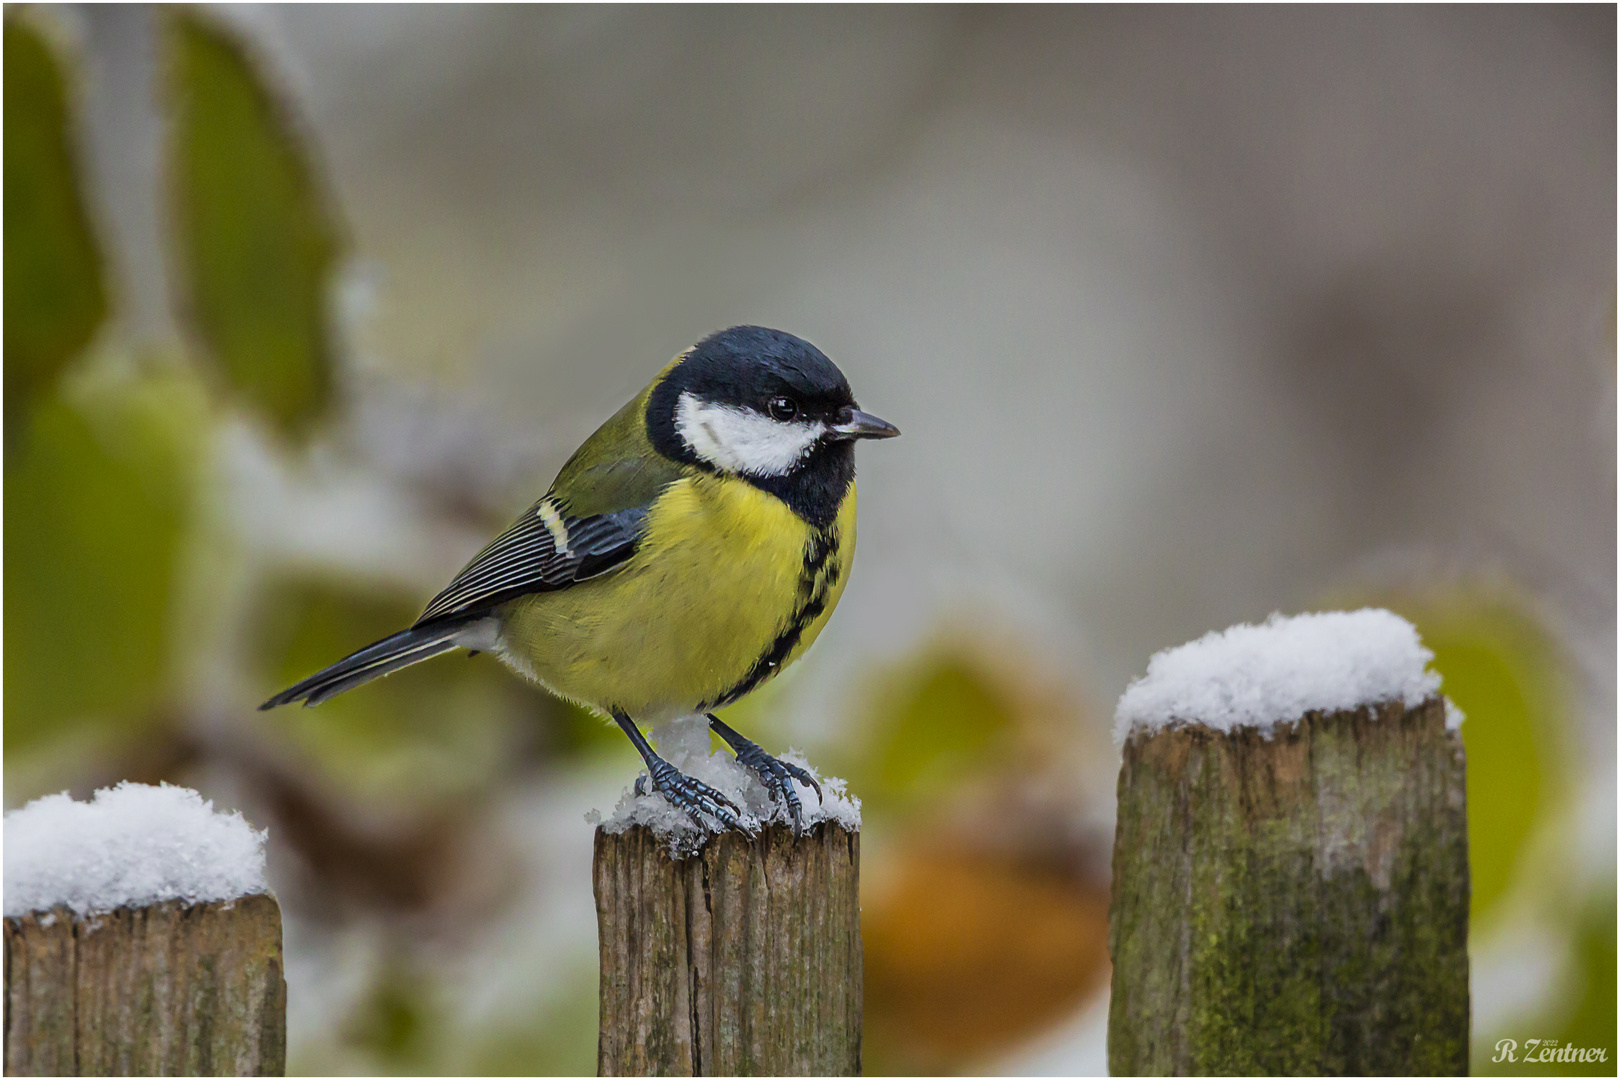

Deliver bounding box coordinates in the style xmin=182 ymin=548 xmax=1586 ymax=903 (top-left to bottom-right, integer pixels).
xmin=258 ymin=618 xmax=484 ymax=710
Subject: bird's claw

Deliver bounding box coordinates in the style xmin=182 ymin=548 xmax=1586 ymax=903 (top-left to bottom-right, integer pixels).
xmin=635 ymin=760 xmax=753 ymax=835
xmin=730 ymin=742 xmax=822 ymax=834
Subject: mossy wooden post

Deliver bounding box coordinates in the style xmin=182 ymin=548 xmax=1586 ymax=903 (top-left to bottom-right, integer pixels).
xmin=594 ymin=822 xmax=862 ymax=1076
xmin=4 ymin=893 xmax=286 ymax=1076
xmin=1108 ymin=696 xmax=1477 ymax=1075
xmin=1108 ymin=697 xmax=1469 ymax=1075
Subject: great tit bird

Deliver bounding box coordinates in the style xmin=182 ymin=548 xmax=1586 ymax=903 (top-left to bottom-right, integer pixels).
xmin=261 ymin=326 xmax=898 ymax=832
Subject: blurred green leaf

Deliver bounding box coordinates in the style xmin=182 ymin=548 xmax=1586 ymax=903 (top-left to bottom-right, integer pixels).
xmin=841 ymin=650 xmax=1015 ymax=813
xmin=3 ymin=367 xmax=207 ymax=755
xmin=1417 ymin=607 xmax=1563 ymax=922
xmin=548 ymin=696 xmax=631 ymax=758
xmin=168 ymin=12 xmax=338 ymax=437
xmin=1555 ymin=885 xmax=1618 ymax=1074
xmin=4 ymin=16 xmax=107 ymax=432
xmin=464 ymin=963 xmax=599 ymax=1076
xmin=343 ymin=959 xmax=441 ymax=1072
xmin=255 ymin=581 xmax=542 ymax=807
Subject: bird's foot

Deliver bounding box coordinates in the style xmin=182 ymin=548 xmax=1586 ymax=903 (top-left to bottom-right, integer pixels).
xmin=634 ymin=757 xmax=753 ymax=834
xmin=727 ymin=737 xmax=822 ymax=834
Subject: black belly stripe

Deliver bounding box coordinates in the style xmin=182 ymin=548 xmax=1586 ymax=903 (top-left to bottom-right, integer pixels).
xmin=706 ymin=524 xmax=840 ymax=709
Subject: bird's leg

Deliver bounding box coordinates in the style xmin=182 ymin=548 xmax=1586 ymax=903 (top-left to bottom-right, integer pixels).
xmin=613 ymin=712 xmax=750 ymax=833
xmin=707 ymin=714 xmax=822 ymax=834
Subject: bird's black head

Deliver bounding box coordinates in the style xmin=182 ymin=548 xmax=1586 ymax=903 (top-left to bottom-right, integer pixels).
xmin=647 ymin=326 xmax=898 ymax=528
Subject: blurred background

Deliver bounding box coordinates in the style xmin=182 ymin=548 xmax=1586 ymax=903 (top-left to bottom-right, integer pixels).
xmin=5 ymin=5 xmax=1614 ymax=1074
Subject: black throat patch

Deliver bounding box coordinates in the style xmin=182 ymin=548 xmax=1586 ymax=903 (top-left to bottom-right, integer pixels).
xmin=741 ymin=440 xmax=854 ymax=530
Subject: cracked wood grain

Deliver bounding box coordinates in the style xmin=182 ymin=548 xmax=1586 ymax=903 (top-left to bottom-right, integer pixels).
xmin=1107 ymin=697 xmax=1470 ymax=1076
xmin=4 ymin=894 xmax=286 ymax=1076
xmin=594 ymin=823 xmax=861 ymax=1076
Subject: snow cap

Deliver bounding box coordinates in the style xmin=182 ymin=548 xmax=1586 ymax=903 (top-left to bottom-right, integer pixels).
xmin=5 ymin=782 xmax=269 ymax=917
xmin=1114 ymin=609 xmax=1448 ymax=743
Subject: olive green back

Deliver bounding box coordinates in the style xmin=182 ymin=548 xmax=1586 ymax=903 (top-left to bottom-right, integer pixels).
xmin=549 ymin=361 xmax=688 ymax=519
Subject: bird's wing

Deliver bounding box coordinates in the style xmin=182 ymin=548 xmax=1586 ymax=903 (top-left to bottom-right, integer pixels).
xmin=415 ymin=381 xmax=687 ymax=625
xmin=415 ymin=498 xmax=651 ymax=624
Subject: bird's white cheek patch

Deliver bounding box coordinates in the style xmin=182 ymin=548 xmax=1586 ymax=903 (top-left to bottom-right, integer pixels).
xmin=675 ymin=392 xmax=824 ymax=477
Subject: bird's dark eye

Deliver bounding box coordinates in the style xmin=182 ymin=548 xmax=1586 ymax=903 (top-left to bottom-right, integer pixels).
xmin=767 ymin=396 xmax=799 ymax=421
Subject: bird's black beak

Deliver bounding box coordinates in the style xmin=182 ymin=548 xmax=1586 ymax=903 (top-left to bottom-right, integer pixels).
xmin=827 ymin=408 xmax=900 ymax=441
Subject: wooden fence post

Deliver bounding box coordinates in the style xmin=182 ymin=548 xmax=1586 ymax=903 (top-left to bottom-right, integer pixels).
xmin=594 ymin=822 xmax=862 ymax=1076
xmin=1108 ymin=696 xmax=1470 ymax=1075
xmin=4 ymin=893 xmax=287 ymax=1076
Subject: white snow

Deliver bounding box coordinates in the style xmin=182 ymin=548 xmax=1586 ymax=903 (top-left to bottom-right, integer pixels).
xmin=4 ymin=782 xmax=269 ymax=917
xmin=1114 ymin=609 xmax=1449 ymax=743
xmin=586 ymin=715 xmax=860 ymax=857
xmin=1444 ymin=698 xmax=1466 ymax=732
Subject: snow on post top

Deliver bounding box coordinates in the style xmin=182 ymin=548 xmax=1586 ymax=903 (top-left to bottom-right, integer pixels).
xmin=587 ymin=715 xmax=861 ymax=858
xmin=4 ymin=782 xmax=269 ymax=918
xmin=1114 ymin=609 xmax=1448 ymax=743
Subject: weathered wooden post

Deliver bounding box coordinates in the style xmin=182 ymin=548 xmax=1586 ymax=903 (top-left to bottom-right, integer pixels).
xmin=593 ymin=738 xmax=862 ymax=1077
xmin=1107 ymin=610 xmax=1470 ymax=1076
xmin=3 ymin=783 xmax=286 ymax=1076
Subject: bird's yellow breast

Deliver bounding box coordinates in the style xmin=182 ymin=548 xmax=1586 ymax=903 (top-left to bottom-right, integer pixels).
xmin=499 ymin=472 xmax=855 ymax=721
